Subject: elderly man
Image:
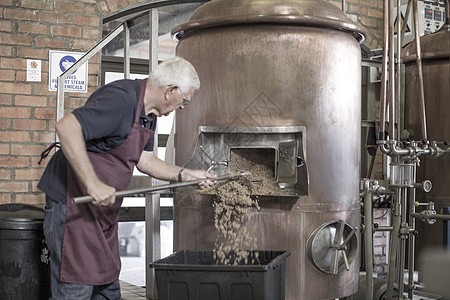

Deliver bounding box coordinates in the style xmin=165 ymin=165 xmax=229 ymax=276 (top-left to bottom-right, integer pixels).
xmin=38 ymin=57 xmax=215 ymax=299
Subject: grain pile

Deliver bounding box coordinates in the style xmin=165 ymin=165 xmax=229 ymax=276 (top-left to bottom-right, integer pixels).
xmin=207 ymin=148 xmax=283 ymax=265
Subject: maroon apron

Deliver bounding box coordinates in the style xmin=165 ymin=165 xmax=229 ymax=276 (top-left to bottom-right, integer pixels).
xmin=60 ymin=80 xmax=154 ymax=285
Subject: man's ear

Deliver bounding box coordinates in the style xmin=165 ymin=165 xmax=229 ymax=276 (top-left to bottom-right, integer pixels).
xmin=164 ymin=85 xmax=175 ymax=101
xmin=167 ymin=85 xmax=178 ymax=94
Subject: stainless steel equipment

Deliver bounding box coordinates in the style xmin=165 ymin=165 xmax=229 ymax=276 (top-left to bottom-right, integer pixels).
xmin=403 ymin=20 xmax=450 ymax=276
xmin=171 ymin=0 xmax=366 ymax=299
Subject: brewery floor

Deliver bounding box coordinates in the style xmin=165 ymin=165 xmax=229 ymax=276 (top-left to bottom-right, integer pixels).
xmin=118 ymin=280 xmax=443 ymax=300
xmin=120 ymin=281 xmax=146 ymax=300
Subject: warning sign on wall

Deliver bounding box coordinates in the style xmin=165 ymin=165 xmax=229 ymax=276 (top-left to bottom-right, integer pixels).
xmin=49 ymin=50 xmax=88 ymax=93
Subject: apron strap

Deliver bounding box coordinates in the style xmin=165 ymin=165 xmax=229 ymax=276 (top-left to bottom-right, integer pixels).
xmin=38 ymin=142 xmax=61 ymax=165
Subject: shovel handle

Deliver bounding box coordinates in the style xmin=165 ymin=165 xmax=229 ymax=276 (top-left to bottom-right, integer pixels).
xmin=72 ymin=172 xmax=250 ymax=204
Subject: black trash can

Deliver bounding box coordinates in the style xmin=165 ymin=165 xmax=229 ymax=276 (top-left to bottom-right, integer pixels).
xmin=0 ymin=203 xmax=50 ymax=300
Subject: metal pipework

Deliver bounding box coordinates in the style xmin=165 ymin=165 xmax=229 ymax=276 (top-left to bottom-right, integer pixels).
xmin=388 ymin=0 xmax=396 ymax=141
xmin=378 ymin=0 xmax=389 ymax=140
xmin=378 ymin=139 xmax=450 ymax=157
xmin=403 ymin=0 xmax=450 ymax=279
xmin=412 ymin=0 xmax=428 ymax=141
xmin=397 ymin=186 xmax=409 ymax=299
xmin=378 ymin=0 xmax=405 ymax=141
xmin=396 ymin=0 xmax=402 ymax=142
xmin=360 ymin=178 xmax=395 ymax=300
xmin=386 ymin=191 xmax=401 ymax=300
xmin=374 ymin=225 xmax=393 ymax=232
xmin=407 ymin=177 xmax=417 ymax=299
xmin=363 ymin=181 xmax=374 ymax=300
xmin=378 ymin=0 xmax=449 ymax=142
xmin=360 ymin=179 xmax=394 ymax=198
xmin=413 ymin=211 xmax=450 ymax=222
xmin=401 ymin=0 xmax=412 ymax=43
xmin=360 ymin=178 xmax=371 ymax=198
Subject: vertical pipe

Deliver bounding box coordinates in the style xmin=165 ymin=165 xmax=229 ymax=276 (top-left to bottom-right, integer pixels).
xmin=56 ymin=77 xmax=65 ymax=142
xmin=401 ymin=0 xmax=412 ymax=43
xmin=379 ymin=0 xmax=390 ymax=140
xmin=365 ymin=189 xmax=374 ymax=300
xmin=146 ymin=9 xmax=159 ymax=300
xmin=396 ymin=0 xmax=402 ymax=140
xmin=407 ymin=164 xmax=417 ymax=299
xmin=123 ymin=21 xmax=130 ymax=79
xmin=397 ymin=187 xmax=408 ymax=300
xmin=389 ymin=0 xmax=396 ymax=141
xmin=386 ymin=188 xmax=401 ymax=300
xmin=412 ymin=0 xmax=428 ymax=141
xmin=56 ymin=78 xmax=65 ymax=122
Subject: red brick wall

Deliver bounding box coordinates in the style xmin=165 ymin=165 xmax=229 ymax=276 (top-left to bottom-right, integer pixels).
xmin=373 ymin=208 xmax=391 ymax=279
xmin=0 ymin=0 xmax=147 ymax=204
xmin=328 ymin=0 xmax=384 ymax=49
xmin=0 ymin=0 xmax=384 ymax=205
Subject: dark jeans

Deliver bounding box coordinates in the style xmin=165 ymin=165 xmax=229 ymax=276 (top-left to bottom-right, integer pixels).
xmin=44 ymin=196 xmax=121 ymax=300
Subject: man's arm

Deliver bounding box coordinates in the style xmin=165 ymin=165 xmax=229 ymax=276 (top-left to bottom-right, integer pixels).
xmin=136 ymin=150 xmax=216 ymax=189
xmin=56 ymin=113 xmax=116 ymax=206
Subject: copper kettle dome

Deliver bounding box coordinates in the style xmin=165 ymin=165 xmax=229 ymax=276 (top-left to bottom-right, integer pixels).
xmin=172 ymin=0 xmax=366 ymax=43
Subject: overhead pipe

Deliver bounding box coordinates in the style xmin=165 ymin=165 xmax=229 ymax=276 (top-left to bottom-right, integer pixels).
xmin=378 ymin=0 xmax=389 ymax=141
xmin=388 ymin=0 xmax=396 ymax=141
xmin=401 ymin=0 xmax=412 ymax=43
xmin=379 ymin=0 xmax=450 ymax=144
xmin=379 ymin=139 xmax=450 ymax=157
xmin=412 ymin=0 xmax=428 ymax=141
xmin=396 ymin=0 xmax=402 ymax=141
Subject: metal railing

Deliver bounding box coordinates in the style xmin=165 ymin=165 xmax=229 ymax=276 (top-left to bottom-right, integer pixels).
xmin=56 ymin=22 xmax=125 ymax=123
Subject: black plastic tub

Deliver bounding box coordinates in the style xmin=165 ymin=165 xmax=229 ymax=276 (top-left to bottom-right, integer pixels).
xmin=0 ymin=204 xmax=50 ymax=300
xmin=150 ymin=250 xmax=290 ymax=300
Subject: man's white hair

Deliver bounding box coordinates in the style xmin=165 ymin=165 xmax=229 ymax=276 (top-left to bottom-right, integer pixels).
xmin=149 ymin=57 xmax=200 ymax=93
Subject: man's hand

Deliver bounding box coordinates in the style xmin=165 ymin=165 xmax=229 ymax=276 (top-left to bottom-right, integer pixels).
xmin=182 ymin=169 xmax=217 ymax=189
xmin=86 ymin=179 xmax=116 ymax=206
xmin=137 ymin=151 xmax=217 ymax=188
xmin=56 ymin=113 xmax=117 ymax=207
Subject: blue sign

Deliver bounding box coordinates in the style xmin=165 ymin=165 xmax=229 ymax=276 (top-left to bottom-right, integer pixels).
xmin=49 ymin=50 xmax=88 ymax=93
xmin=59 ymin=55 xmax=77 ymax=73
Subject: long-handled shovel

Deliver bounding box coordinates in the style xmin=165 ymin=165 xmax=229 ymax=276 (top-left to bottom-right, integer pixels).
xmin=72 ymin=172 xmax=251 ymax=204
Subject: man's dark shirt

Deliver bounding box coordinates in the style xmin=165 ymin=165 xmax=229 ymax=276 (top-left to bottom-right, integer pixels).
xmin=38 ymin=79 xmax=156 ymax=203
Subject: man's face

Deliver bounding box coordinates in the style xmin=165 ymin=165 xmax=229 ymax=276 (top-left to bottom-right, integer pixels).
xmin=161 ymin=86 xmax=195 ymax=116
